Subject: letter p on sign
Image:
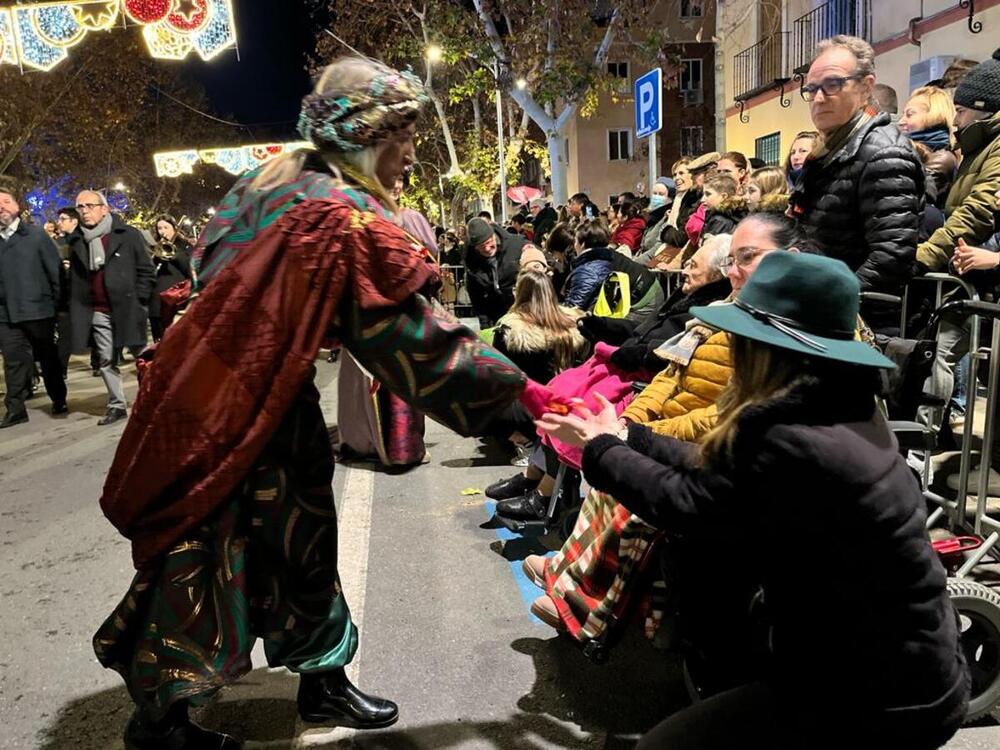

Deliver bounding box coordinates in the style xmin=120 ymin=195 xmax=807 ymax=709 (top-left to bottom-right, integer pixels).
xmin=634 ymin=68 xmax=662 ymax=139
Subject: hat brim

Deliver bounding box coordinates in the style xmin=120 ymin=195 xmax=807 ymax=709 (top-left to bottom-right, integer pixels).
xmin=690 ymin=304 xmax=896 ymax=369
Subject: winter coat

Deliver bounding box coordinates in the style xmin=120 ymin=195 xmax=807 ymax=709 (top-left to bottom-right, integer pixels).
xmin=562 ymin=246 xmax=614 ymax=309
xmin=532 ymin=206 xmax=558 ymax=245
xmin=685 ymin=203 xmax=707 ymax=247
xmin=615 ymin=278 xmax=732 ymax=372
xmin=918 ymin=111 xmax=1000 ymax=271
xmin=635 ymin=204 xmax=673 ymax=263
xmin=0 ymin=221 xmax=61 ymax=324
xmin=661 ymin=189 xmax=701 ymax=249
xmin=464 ymin=224 xmax=527 ymax=327
xmin=150 ymin=240 xmax=192 ymax=319
xmin=610 ymin=216 xmax=646 ymax=255
xmin=701 ymin=197 xmax=749 ymax=241
xmin=492 ymin=306 xmax=588 ymax=383
xmin=622 ymin=330 xmax=731 ymax=443
xmin=790 ymin=111 xmax=924 ymax=294
xmin=923 ymin=148 xmax=959 ymax=210
xmin=583 ymin=375 xmax=968 ymax=739
xmin=67 ymin=215 xmax=155 ymax=351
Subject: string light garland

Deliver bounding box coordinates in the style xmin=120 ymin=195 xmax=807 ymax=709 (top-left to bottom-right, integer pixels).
xmin=1 ymin=0 xmax=237 ymax=72
xmin=154 ymin=142 xmax=313 ymax=178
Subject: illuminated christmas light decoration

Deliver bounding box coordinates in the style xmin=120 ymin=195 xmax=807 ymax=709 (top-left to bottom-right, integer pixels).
xmin=0 ymin=10 xmax=17 ymax=65
xmin=153 ymin=142 xmax=313 ymax=178
xmin=0 ymin=0 xmax=237 ymax=71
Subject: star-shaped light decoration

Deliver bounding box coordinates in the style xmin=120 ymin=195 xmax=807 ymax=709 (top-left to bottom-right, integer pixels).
xmin=71 ymin=0 xmax=119 ymax=31
xmin=166 ymin=0 xmax=207 ymax=33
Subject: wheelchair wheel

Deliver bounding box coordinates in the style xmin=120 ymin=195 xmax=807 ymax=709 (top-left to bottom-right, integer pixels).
xmin=947 ymin=578 xmax=1000 ymax=722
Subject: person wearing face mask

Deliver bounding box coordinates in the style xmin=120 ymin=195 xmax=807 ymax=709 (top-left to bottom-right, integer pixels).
xmin=636 ymin=176 xmax=676 ymax=263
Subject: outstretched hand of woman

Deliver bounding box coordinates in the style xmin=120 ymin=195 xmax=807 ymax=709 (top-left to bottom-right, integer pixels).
xmin=953 ymin=238 xmax=1000 ymax=275
xmin=535 ymin=393 xmax=621 ymax=449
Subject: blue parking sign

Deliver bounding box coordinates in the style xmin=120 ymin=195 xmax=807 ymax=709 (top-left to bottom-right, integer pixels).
xmin=635 ymin=68 xmax=662 ymax=139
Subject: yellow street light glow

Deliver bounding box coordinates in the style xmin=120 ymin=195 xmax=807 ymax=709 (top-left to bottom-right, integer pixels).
xmin=113 ymin=181 xmax=128 ymax=191
xmin=515 ymin=77 xmax=528 ymax=90
xmin=425 ymin=44 xmax=442 ymax=63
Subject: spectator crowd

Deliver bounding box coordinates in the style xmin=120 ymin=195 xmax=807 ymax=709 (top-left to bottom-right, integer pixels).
xmin=2 ymin=35 xmax=1000 ymax=750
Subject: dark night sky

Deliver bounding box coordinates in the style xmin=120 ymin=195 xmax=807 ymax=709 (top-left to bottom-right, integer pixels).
xmin=186 ymin=0 xmax=317 ymax=140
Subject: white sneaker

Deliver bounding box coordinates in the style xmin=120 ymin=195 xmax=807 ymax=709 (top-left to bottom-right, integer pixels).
xmin=510 ymin=443 xmax=532 ymax=467
xmin=906 ymin=451 xmax=934 ymax=486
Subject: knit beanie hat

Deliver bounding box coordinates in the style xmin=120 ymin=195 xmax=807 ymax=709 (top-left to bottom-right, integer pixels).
xmin=519 ymin=244 xmax=549 ymax=270
xmin=466 ymin=217 xmax=494 ymax=247
xmin=655 ymin=176 xmax=677 ymax=199
xmin=954 ymin=48 xmax=1000 ymax=114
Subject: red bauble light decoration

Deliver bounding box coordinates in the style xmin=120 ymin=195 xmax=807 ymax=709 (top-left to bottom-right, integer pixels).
xmin=166 ymin=0 xmax=208 ymax=33
xmin=123 ymin=0 xmax=171 ymax=24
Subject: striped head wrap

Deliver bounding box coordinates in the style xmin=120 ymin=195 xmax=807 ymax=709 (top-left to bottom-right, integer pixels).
xmin=298 ymin=66 xmax=429 ymax=153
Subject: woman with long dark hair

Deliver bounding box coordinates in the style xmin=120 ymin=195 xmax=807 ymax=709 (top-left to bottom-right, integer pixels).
xmin=149 ymin=215 xmax=192 ymax=342
xmin=537 ymin=252 xmax=968 ymax=749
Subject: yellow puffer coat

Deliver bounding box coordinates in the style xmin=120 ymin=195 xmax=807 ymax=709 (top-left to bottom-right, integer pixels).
xmin=620 ymin=330 xmax=733 ymax=442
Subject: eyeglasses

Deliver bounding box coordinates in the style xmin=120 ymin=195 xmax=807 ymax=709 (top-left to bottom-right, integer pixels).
xmin=76 ymin=203 xmax=104 ymax=211
xmin=719 ymin=246 xmax=772 ymax=271
xmin=800 ymin=75 xmax=862 ymax=102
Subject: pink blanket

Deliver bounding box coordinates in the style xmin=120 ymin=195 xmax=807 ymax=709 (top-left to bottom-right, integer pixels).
xmin=540 ymin=342 xmax=650 ymax=469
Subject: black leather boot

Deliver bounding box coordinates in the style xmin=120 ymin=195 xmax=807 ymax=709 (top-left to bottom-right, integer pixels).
xmin=485 ymin=472 xmax=540 ymax=500
xmin=124 ymin=702 xmax=242 ymax=749
xmin=495 ymin=489 xmax=549 ymax=521
xmin=297 ymin=669 xmax=399 ymax=729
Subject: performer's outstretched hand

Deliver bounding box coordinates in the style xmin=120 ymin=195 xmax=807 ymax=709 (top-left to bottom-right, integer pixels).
xmin=518 ymin=379 xmax=583 ymax=420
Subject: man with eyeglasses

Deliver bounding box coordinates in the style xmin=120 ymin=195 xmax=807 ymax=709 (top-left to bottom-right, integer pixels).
xmin=789 ymin=35 xmax=922 ymax=332
xmin=66 ymin=190 xmax=153 ymax=426
xmin=0 ymin=180 xmax=67 ymax=428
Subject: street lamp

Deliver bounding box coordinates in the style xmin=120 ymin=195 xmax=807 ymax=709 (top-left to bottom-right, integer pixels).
xmin=112 ymin=181 xmax=128 ymax=192
xmin=425 ymin=44 xmax=443 ymax=63
xmin=515 ymin=77 xmax=528 ymax=90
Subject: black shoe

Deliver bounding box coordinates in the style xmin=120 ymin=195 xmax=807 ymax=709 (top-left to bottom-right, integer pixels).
xmin=98 ymin=408 xmax=127 ymax=426
xmin=485 ymin=472 xmax=540 ymax=500
xmin=495 ymin=489 xmax=549 ymax=521
xmin=327 ymin=350 xmax=340 ymax=363
xmin=124 ymin=707 xmax=242 ymax=749
xmin=52 ymin=402 xmax=68 ymax=415
xmin=0 ymin=412 xmax=28 ymax=429
xmin=297 ymin=669 xmax=399 ymax=729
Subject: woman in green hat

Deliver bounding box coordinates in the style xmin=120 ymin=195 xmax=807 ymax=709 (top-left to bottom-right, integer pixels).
xmin=536 ymin=251 xmax=969 ymax=748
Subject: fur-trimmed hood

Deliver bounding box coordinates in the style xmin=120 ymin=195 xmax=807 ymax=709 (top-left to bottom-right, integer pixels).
xmin=709 ymin=195 xmax=750 ymax=220
xmin=754 ymin=193 xmax=790 ymax=215
xmin=496 ymin=307 xmax=587 ymax=354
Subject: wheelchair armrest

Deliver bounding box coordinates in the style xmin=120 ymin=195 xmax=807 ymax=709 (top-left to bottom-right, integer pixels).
xmin=887 ymin=420 xmax=937 ymax=452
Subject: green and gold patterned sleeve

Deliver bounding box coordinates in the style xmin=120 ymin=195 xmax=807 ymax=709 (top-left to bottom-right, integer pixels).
xmin=339 ymin=294 xmax=527 ymax=437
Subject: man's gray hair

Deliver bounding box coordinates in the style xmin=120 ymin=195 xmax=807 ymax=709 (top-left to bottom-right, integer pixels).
xmin=815 ymin=35 xmax=876 ymax=78
xmin=702 ymin=233 xmax=733 ymax=277
xmin=79 ymin=189 xmax=109 ymax=206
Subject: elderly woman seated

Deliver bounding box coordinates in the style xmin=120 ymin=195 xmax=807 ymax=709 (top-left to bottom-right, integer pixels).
xmin=510 ymin=214 xmax=806 ymax=639
xmin=486 ymin=233 xmax=734 ymax=521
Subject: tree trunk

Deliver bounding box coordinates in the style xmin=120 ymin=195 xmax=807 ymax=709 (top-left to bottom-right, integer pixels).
xmin=547 ymin=130 xmax=567 ymax=207
xmin=430 ymin=91 xmax=463 ymax=176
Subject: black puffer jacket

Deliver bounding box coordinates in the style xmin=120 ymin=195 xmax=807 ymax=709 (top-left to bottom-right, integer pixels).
xmin=790 ymin=112 xmax=924 ymax=294
xmin=464 ymin=225 xmax=527 ymax=327
xmin=582 ymin=375 xmax=968 ymax=743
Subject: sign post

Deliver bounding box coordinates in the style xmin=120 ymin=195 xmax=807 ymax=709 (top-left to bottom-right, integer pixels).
xmin=635 ymin=68 xmax=663 ymax=199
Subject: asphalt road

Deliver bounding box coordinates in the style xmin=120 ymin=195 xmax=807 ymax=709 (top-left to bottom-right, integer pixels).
xmin=2 ymin=356 xmax=999 ymax=749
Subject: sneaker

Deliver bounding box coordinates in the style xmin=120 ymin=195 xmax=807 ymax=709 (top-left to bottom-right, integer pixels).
xmin=530 ymin=595 xmax=566 ymax=630
xmin=510 ymin=443 xmax=532 ymax=467
xmin=522 ymin=555 xmax=548 ymax=589
xmin=98 ymin=408 xmax=128 ymax=426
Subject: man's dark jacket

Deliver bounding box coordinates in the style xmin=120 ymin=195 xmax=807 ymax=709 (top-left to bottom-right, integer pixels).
xmin=67 ymin=215 xmax=154 ymax=351
xmin=0 ymin=221 xmax=61 ymax=324
xmin=790 ymin=111 xmax=924 ymax=294
xmin=464 ymin=223 xmax=526 ymax=327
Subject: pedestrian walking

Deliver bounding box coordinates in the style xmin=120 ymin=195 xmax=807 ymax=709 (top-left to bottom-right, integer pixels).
xmin=66 ymin=190 xmax=153 ymax=426
xmin=0 ymin=180 xmax=67 ymax=427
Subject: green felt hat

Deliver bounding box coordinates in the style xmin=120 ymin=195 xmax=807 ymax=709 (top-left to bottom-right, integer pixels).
xmin=690 ymin=252 xmax=895 ymax=369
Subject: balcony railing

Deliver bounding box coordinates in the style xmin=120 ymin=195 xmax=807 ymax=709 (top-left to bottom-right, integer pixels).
xmin=791 ymin=0 xmax=872 ymax=72
xmin=733 ymin=32 xmax=790 ymax=102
